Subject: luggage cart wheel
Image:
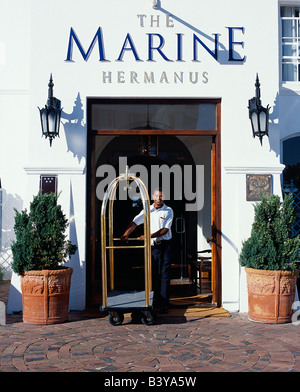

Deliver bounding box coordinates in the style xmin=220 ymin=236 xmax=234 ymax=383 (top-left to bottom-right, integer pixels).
xmin=108 ymin=312 xmax=124 ymax=326
xmin=140 ymin=310 xmax=156 ymax=326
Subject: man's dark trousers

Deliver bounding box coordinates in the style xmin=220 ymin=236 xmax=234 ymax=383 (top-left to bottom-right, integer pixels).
xmin=151 ymin=240 xmax=172 ymax=308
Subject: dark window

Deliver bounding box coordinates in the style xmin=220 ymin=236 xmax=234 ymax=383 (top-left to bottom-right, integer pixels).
xmin=92 ymin=102 xmax=216 ymax=131
xmin=282 ymin=136 xmax=300 ymax=189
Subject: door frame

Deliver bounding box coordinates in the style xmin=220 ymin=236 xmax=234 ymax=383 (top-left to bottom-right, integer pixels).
xmin=86 ymin=98 xmax=222 ymax=307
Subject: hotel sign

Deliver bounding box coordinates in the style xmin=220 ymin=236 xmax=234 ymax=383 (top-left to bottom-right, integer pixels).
xmin=65 ymin=14 xmax=245 ymax=84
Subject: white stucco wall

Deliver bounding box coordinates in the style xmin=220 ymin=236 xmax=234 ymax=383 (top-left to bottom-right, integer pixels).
xmin=1 ymin=0 xmax=290 ymax=313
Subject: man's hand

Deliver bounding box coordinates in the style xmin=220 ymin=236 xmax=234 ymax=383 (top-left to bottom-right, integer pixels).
xmin=120 ymin=222 xmax=137 ymax=243
xmin=138 ymin=235 xmax=144 ymax=241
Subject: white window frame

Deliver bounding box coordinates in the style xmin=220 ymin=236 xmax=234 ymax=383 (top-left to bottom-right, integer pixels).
xmin=279 ymin=2 xmax=300 ymax=92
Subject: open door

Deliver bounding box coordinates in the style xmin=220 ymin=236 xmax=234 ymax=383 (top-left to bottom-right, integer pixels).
xmin=86 ymin=98 xmax=222 ymax=308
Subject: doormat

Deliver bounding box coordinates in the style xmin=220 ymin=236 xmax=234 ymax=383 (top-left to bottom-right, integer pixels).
xmin=162 ymin=306 xmax=230 ymax=318
xmin=169 ymin=294 xmax=213 ymax=306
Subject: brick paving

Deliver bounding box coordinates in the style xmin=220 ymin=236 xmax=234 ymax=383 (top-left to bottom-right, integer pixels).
xmin=1 ymin=280 xmax=300 ymax=373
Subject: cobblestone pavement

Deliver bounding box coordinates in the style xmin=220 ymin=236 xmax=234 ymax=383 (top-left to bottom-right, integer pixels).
xmin=1 ymin=311 xmax=300 ymax=373
xmin=1 ymin=280 xmax=300 ymax=373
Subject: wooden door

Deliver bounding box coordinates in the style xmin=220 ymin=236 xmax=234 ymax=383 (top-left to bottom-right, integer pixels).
xmin=210 ymin=114 xmax=222 ymax=306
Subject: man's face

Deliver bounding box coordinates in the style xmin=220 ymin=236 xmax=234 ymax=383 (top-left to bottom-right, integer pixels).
xmin=152 ymin=191 xmax=164 ymax=208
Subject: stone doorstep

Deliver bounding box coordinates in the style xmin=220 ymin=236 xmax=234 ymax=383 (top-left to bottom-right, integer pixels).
xmin=0 ymin=301 xmax=5 ymax=325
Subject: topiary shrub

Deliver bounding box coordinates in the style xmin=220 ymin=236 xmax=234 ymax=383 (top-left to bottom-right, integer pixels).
xmin=11 ymin=192 xmax=77 ymax=275
xmin=239 ymin=193 xmax=300 ymax=272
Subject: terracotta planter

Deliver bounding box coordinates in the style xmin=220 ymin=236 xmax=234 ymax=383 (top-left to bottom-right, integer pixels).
xmin=21 ymin=268 xmax=73 ymax=324
xmin=245 ymin=267 xmax=299 ymax=324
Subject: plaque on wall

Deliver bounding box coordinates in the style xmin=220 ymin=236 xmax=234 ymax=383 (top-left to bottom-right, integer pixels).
xmin=40 ymin=175 xmax=57 ymax=195
xmin=246 ymin=174 xmax=272 ymax=201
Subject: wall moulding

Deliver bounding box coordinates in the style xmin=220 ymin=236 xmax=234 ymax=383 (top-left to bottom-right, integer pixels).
xmin=0 ymin=89 xmax=29 ymax=95
xmin=224 ymin=165 xmax=285 ymax=175
xmin=23 ymin=165 xmax=86 ymax=175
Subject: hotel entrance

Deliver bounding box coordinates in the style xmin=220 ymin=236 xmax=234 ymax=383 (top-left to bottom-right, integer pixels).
xmin=86 ymin=99 xmax=221 ymax=309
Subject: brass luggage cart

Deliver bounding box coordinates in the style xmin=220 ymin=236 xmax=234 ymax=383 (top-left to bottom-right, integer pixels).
xmin=100 ymin=168 xmax=155 ymax=325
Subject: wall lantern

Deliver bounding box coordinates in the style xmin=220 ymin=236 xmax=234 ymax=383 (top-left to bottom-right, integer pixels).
xmin=38 ymin=74 xmax=62 ymax=147
xmin=248 ymin=74 xmax=270 ymax=146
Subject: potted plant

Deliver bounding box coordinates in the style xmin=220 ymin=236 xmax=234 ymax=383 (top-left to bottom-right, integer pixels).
xmin=239 ymin=193 xmax=300 ymax=323
xmin=11 ymin=192 xmax=77 ymax=324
